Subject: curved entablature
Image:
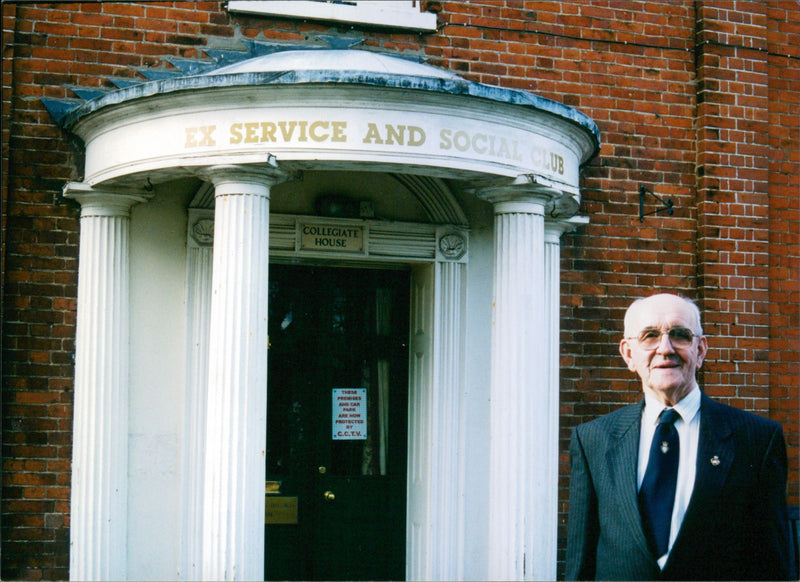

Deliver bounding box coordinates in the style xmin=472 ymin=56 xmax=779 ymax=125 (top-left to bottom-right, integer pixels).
xmin=47 ymin=48 xmax=600 ymax=220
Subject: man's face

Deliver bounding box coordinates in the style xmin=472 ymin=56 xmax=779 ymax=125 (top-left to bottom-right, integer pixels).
xmin=619 ymin=294 xmax=708 ymax=406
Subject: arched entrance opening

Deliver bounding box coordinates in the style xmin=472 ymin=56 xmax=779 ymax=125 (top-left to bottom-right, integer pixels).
xmin=182 ymin=168 xmax=469 ymax=581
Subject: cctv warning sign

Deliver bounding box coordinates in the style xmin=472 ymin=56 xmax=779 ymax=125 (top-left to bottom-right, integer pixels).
xmin=332 ymin=388 xmax=367 ymax=440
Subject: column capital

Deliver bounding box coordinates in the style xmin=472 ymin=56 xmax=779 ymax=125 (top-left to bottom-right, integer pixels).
xmin=472 ymin=173 xmax=559 ymax=205
xmin=63 ymin=182 xmax=152 ymax=217
xmin=472 ymin=174 xmax=582 ymax=219
xmin=545 ymin=215 xmax=589 ymax=242
xmin=200 ymin=162 xmax=291 ymax=197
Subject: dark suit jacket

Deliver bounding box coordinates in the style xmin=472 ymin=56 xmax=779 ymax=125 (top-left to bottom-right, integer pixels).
xmin=566 ymin=393 xmax=795 ymax=581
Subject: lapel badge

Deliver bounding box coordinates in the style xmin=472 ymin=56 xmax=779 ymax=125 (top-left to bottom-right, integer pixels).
xmin=710 ymin=455 xmax=720 ymax=466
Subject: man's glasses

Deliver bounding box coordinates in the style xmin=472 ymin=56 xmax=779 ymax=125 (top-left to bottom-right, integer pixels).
xmin=627 ymin=327 xmax=698 ymax=350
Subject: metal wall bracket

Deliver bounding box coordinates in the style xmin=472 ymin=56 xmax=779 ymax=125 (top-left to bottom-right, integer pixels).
xmin=639 ymin=185 xmax=674 ymax=222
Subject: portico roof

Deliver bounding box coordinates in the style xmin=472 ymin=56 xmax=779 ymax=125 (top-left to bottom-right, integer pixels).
xmin=49 ymin=48 xmax=599 ymax=156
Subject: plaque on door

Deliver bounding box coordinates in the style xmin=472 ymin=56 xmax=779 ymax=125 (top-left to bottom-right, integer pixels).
xmin=265 ymin=496 xmax=298 ymax=525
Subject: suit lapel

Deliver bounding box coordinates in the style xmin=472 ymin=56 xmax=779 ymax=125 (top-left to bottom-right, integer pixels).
xmin=605 ymin=401 xmax=653 ymax=560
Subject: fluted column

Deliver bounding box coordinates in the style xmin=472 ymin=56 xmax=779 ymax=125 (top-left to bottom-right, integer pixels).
xmin=64 ymin=182 xmax=150 ymax=581
xmin=200 ymin=166 xmax=284 ymax=581
xmin=478 ymin=176 xmax=559 ymax=581
xmin=406 ymin=232 xmax=468 ymax=581
xmin=180 ymin=209 xmax=215 ymax=581
xmin=540 ymin=217 xmax=587 ymax=576
xmin=429 ymin=259 xmax=467 ymax=581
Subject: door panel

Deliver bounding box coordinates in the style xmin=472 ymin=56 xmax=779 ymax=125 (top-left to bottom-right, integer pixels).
xmin=265 ymin=264 xmax=409 ymax=581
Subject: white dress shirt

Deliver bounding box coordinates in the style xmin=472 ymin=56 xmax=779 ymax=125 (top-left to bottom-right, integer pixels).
xmin=637 ymin=385 xmax=701 ymax=568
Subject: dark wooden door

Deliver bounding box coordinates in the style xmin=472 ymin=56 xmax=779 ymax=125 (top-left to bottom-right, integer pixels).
xmin=265 ymin=264 xmax=409 ymax=581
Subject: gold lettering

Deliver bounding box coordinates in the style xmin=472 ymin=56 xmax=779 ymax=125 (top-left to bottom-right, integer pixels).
xmin=365 ymin=124 xmax=426 ymax=146
xmin=385 ymin=124 xmax=405 ymax=145
xmin=228 ymin=120 xmax=348 ymax=144
xmin=407 ymin=126 xmax=425 ymax=146
xmin=439 ymin=128 xmax=453 ymax=150
xmin=487 ymin=134 xmax=496 ymax=155
xmin=496 ymin=138 xmax=510 ymax=158
xmin=550 ymin=153 xmax=564 ymax=174
xmin=309 ymin=121 xmax=329 ymax=142
xmin=363 ymin=123 xmax=383 ymax=144
xmin=453 ymin=130 xmax=470 ymax=152
xmin=198 ymin=125 xmax=216 ymax=146
xmin=185 ymin=127 xmax=198 ymax=148
xmin=260 ymin=122 xmax=277 ymax=142
xmin=186 ymin=125 xmax=216 ymax=148
xmin=278 ymin=121 xmax=297 ymax=141
xmin=438 ymin=127 xmax=531 ymax=164
xmin=472 ymin=133 xmax=487 ymax=154
xmin=331 ymin=121 xmax=347 ymax=142
xmin=230 ymin=123 xmax=243 ymax=144
xmin=297 ymin=121 xmax=309 ymax=141
xmin=529 ymin=148 xmax=564 ymax=174
xmin=244 ymin=122 xmax=259 ymax=144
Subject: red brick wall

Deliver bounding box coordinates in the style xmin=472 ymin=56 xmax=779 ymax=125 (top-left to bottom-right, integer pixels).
xmin=764 ymin=0 xmax=800 ymax=511
xmin=2 ymin=2 xmax=78 ymax=579
xmin=1 ymin=2 xmax=797 ymax=579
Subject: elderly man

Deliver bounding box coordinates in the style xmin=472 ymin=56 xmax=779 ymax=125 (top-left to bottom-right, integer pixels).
xmin=566 ymin=293 xmax=795 ymax=580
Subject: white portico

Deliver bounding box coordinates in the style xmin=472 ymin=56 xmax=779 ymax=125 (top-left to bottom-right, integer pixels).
xmin=54 ymin=49 xmax=598 ymax=581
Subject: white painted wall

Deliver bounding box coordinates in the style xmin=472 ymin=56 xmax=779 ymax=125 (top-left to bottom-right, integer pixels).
xmin=128 ymin=183 xmax=192 ymax=580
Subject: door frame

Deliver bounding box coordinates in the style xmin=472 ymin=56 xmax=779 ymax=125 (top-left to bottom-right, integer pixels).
xmin=181 ymin=209 xmax=468 ymax=581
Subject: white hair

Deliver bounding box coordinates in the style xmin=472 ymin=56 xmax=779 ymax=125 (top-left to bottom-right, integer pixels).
xmin=624 ymin=293 xmax=703 ymax=336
